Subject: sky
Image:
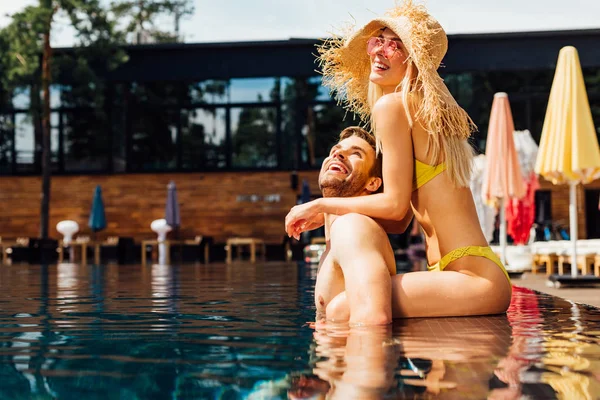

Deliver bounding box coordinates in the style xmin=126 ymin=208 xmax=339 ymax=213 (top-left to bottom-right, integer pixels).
xmin=0 ymin=0 xmax=599 ymax=47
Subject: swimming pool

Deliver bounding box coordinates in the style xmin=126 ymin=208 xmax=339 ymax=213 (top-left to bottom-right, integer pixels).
xmin=1 ymin=262 xmax=599 ymax=399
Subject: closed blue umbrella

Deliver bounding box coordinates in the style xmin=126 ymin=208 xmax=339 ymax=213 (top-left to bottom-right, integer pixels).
xmin=88 ymin=185 xmax=107 ymax=233
xmin=165 ymin=181 xmax=180 ymax=229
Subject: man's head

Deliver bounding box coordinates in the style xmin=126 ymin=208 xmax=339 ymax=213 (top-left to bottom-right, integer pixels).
xmin=319 ymin=126 xmax=383 ymax=198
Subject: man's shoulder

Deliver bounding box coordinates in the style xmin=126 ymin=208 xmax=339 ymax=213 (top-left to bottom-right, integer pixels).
xmin=330 ymin=213 xmax=384 ymax=238
xmin=328 ymin=213 xmax=393 ymax=270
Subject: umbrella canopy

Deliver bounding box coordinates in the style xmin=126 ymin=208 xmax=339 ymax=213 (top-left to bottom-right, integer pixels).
xmin=482 ymin=93 xmax=526 ymax=206
xmin=535 ymin=46 xmax=600 ymax=184
xmin=482 ymin=93 xmax=526 ymax=265
xmin=88 ymin=185 xmax=107 ymax=233
xmin=165 ymin=181 xmax=181 ymax=229
xmin=534 ymin=46 xmax=600 ymax=277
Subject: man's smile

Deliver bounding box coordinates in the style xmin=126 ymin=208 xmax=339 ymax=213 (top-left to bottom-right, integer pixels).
xmin=326 ymin=160 xmax=349 ymax=174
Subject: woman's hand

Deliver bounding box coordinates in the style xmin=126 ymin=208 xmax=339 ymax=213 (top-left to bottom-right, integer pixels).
xmin=285 ymin=199 xmax=325 ymax=239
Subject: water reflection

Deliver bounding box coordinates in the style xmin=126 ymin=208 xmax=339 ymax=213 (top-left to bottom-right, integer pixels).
xmin=0 ymin=264 xmax=599 ymax=399
xmin=296 ymin=314 xmax=512 ymax=399
xmin=284 ymin=286 xmax=600 ymax=399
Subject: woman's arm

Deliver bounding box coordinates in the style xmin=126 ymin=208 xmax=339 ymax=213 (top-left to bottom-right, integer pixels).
xmin=285 ymin=94 xmax=414 ymax=237
xmin=375 ymin=207 xmax=414 ymax=234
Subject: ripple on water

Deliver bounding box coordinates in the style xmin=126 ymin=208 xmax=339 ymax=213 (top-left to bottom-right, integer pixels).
xmin=0 ymin=264 xmax=599 ymax=399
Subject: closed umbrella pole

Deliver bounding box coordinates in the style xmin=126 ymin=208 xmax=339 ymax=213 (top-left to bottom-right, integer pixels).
xmin=569 ymin=183 xmax=578 ymax=276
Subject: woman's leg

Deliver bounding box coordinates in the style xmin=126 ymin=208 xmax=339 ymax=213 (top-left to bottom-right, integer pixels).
xmin=325 ymin=256 xmax=511 ymax=320
xmin=390 ymin=268 xmax=510 ymax=318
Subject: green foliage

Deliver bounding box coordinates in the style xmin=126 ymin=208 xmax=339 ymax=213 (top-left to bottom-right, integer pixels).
xmin=110 ymin=0 xmax=194 ymax=43
xmin=0 ymin=6 xmax=49 ymax=92
xmin=233 ymin=106 xmax=277 ymax=167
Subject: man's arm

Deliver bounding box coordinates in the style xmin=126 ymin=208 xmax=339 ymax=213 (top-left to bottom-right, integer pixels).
xmin=329 ymin=213 xmax=393 ymax=325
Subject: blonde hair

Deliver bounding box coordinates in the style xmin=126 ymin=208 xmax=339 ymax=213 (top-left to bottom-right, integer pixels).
xmin=367 ymin=60 xmax=474 ymax=187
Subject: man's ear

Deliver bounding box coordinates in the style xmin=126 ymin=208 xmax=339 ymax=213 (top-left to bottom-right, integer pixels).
xmin=365 ymin=176 xmax=382 ymax=193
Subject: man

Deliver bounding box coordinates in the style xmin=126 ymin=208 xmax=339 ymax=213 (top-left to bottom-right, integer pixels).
xmin=314 ymin=126 xmax=397 ymax=325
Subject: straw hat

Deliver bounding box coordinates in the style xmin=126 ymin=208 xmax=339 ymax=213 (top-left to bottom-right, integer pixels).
xmin=317 ymin=0 xmax=475 ymax=139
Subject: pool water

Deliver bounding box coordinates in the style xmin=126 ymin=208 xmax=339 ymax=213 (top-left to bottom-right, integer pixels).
xmin=1 ymin=262 xmax=599 ymax=399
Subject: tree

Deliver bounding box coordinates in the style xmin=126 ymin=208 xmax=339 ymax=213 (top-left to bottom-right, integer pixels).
xmin=110 ymin=0 xmax=195 ymax=43
xmin=1 ymin=0 xmax=192 ymax=238
xmin=0 ymin=0 xmax=124 ymax=238
xmin=0 ymin=6 xmax=50 ymax=172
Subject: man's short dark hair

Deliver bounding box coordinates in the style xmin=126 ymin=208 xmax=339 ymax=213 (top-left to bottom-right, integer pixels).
xmin=338 ymin=126 xmax=383 ymax=181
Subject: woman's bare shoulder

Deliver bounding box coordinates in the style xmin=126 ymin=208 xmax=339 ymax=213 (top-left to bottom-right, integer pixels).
xmin=372 ymin=93 xmax=412 ymax=137
xmin=372 ymin=93 xmax=407 ymax=116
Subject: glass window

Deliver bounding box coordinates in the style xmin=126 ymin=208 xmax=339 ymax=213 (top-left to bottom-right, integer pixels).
xmin=130 ymin=82 xmax=185 ymax=107
xmin=300 ymin=103 xmax=356 ymax=168
xmin=129 ymin=106 xmax=178 ymax=171
xmin=51 ymin=112 xmax=60 ymax=171
xmin=63 ymin=110 xmax=109 ymax=172
xmin=12 ymin=87 xmax=30 ymax=110
xmin=474 ymin=71 xmax=529 ymax=95
xmin=529 ymin=96 xmax=550 ymax=144
xmin=444 ymin=72 xmax=475 ymax=111
xmin=111 ymin=107 xmax=127 ymax=173
xmin=583 ymin=67 xmax=600 ymax=93
xmin=50 ymin=84 xmax=62 ymax=108
xmin=280 ymin=102 xmax=298 ymax=170
xmin=181 ymin=108 xmax=227 ymax=170
xmin=14 ymin=113 xmax=35 ymax=172
xmin=231 ymin=106 xmax=277 ymax=168
xmin=509 ymin=98 xmax=529 ymax=132
xmin=282 ymin=77 xmax=322 ymax=105
xmin=187 ymin=80 xmax=230 ymax=104
xmin=0 ymin=115 xmax=13 ymax=174
xmin=229 ymin=78 xmax=280 ymax=103
xmin=528 ymin=70 xmax=554 ymax=94
xmin=308 ymin=76 xmax=333 ymax=101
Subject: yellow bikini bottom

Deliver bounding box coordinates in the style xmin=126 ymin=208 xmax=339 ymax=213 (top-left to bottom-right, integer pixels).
xmin=427 ymin=246 xmax=511 ymax=284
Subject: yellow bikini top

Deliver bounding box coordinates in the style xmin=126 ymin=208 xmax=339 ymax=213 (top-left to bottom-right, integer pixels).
xmin=413 ymin=159 xmax=446 ymax=191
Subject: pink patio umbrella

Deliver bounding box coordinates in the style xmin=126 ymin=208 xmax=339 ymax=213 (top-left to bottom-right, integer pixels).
xmin=482 ymin=92 xmax=526 ymax=265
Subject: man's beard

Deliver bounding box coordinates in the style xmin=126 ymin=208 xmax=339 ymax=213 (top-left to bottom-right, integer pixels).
xmin=319 ymin=171 xmax=370 ymax=198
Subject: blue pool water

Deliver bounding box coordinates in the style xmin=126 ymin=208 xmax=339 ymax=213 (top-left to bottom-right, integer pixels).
xmin=1 ymin=262 xmax=600 ymax=399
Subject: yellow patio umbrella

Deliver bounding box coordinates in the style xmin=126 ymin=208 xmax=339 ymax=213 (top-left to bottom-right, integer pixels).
xmin=535 ymin=46 xmax=600 ymax=277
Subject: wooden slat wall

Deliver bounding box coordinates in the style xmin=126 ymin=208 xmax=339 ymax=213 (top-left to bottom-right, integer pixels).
xmin=0 ymin=171 xmax=320 ymax=244
xmin=0 ymin=172 xmax=597 ymax=243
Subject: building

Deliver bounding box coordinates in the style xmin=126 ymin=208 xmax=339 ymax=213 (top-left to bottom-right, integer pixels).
xmin=1 ymin=29 xmax=600 ymax=244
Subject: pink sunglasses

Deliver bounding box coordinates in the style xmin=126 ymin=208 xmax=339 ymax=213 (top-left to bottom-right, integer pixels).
xmin=366 ymin=37 xmax=403 ymax=59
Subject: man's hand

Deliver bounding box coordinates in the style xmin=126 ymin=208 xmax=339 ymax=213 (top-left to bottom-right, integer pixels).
xmin=285 ymin=200 xmax=325 ymax=239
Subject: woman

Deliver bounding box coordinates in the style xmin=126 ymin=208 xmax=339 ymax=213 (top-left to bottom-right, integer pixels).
xmin=285 ymin=1 xmax=512 ymax=318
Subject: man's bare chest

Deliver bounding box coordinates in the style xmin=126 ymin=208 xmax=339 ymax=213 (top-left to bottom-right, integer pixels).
xmin=314 ymin=250 xmax=345 ymax=313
